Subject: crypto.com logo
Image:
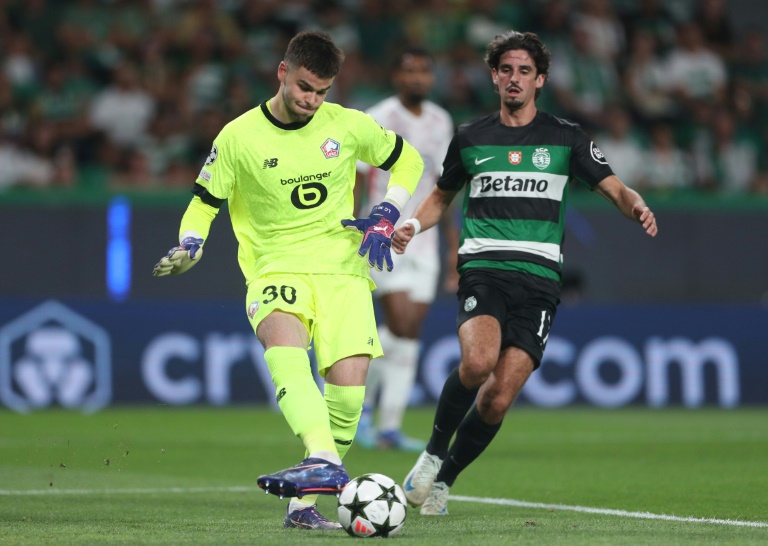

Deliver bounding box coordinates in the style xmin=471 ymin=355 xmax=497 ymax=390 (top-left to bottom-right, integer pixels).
xmin=0 ymin=301 xmax=111 ymax=413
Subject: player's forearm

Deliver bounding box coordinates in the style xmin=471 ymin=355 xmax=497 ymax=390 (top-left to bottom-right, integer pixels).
xmin=412 ymin=187 xmax=456 ymax=233
xmin=386 ymin=139 xmax=423 ymax=197
xmin=178 ymin=196 xmax=219 ymax=242
xmin=596 ymin=176 xmax=645 ymax=221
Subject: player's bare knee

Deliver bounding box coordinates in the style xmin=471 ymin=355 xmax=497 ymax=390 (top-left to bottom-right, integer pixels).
xmin=459 ymin=359 xmax=493 ymax=388
xmin=476 ymin=393 xmax=509 ymax=424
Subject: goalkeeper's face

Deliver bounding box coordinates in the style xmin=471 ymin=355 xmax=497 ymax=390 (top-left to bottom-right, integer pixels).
xmin=394 ymin=54 xmax=433 ymax=106
xmin=278 ymin=61 xmax=335 ymax=123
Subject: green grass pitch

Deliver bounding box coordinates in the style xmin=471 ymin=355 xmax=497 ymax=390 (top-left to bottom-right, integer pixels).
xmin=1 ymin=407 xmax=767 ymax=545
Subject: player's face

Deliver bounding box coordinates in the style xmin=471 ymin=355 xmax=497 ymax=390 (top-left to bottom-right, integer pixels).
xmin=278 ymin=62 xmax=334 ymax=123
xmin=491 ymin=49 xmax=545 ymax=112
xmin=394 ymin=54 xmax=434 ymax=105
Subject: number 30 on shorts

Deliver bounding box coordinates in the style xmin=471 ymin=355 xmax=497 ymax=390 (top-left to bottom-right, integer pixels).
xmin=262 ymin=285 xmax=297 ymax=305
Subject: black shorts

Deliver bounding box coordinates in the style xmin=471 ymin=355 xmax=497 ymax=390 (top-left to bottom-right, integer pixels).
xmin=456 ymin=268 xmax=559 ymax=368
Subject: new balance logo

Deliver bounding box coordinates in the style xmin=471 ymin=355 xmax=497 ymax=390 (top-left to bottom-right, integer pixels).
xmin=474 ymin=156 xmax=494 ymax=165
xmin=263 ymin=158 xmax=278 ymax=169
xmin=276 ymin=387 xmax=286 ymax=403
xmin=367 ymin=337 xmax=374 ymax=346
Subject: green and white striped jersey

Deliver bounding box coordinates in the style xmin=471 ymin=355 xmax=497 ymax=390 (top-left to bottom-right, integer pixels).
xmin=437 ymin=110 xmax=614 ymax=297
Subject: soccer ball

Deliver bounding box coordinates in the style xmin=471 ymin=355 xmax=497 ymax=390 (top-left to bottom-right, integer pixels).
xmin=337 ymin=473 xmax=407 ymax=538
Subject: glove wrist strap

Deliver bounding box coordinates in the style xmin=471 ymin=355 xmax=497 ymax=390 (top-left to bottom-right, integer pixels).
xmin=371 ymin=201 xmax=400 ymax=224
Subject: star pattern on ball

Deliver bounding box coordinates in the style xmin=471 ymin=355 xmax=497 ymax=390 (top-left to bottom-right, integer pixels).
xmin=347 ymin=491 xmax=370 ymax=523
xmin=376 ymin=483 xmax=400 ymax=510
xmin=369 ymin=515 xmax=398 ymax=538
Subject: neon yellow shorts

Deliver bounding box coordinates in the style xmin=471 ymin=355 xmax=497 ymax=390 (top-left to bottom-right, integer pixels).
xmin=245 ymin=273 xmax=383 ymax=376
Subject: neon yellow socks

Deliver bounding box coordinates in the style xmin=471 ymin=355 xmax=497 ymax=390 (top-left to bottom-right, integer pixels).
xmin=264 ymin=346 xmax=338 ymax=455
xmin=325 ymin=383 xmax=365 ymax=460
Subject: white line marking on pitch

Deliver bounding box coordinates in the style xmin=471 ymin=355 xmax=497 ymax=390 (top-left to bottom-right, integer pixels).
xmin=0 ymin=487 xmax=765 ymax=528
xmin=450 ymin=495 xmax=768 ymax=528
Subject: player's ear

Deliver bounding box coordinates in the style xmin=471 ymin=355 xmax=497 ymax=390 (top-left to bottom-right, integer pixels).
xmin=277 ymin=61 xmax=288 ymax=84
xmin=535 ymin=73 xmax=546 ymax=90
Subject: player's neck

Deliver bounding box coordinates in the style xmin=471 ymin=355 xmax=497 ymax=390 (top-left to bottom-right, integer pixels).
xmin=398 ymin=96 xmax=423 ymax=117
xmin=499 ymin=102 xmax=537 ymax=127
xmin=268 ymin=95 xmax=290 ymax=124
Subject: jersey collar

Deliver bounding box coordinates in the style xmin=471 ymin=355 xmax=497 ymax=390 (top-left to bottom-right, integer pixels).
xmin=260 ymin=102 xmax=314 ymax=130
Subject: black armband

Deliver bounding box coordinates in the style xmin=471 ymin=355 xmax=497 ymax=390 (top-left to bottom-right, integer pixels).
xmin=192 ymin=183 xmax=224 ymax=208
xmin=377 ymin=134 xmax=403 ymax=171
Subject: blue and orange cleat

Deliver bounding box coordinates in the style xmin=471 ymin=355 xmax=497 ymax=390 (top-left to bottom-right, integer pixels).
xmin=284 ymin=504 xmax=343 ymax=530
xmin=257 ymin=457 xmax=349 ymax=499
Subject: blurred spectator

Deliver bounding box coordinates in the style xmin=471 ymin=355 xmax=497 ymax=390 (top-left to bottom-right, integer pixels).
xmin=622 ymin=29 xmax=678 ymax=123
xmin=180 ymin=32 xmax=229 ymax=115
xmin=464 ymin=0 xmax=531 ymax=54
xmin=0 ymin=122 xmax=74 ymax=190
xmin=173 ymin=0 xmax=243 ymax=58
xmin=30 ymin=58 xmax=96 ymax=155
xmin=3 ymin=33 xmax=38 ymax=100
xmin=643 ymin=122 xmax=695 ymax=191
xmin=9 ymin=0 xmax=64 ymax=61
xmin=621 ymin=0 xmax=677 ymax=54
xmin=110 ymin=148 xmax=164 ymax=190
xmin=692 ymin=0 xmax=734 ymax=60
xmin=357 ymin=0 xmax=405 ymax=64
xmin=572 ymin=0 xmax=625 ymax=62
xmin=88 ymin=61 xmax=156 ymax=151
xmin=549 ymin=22 xmax=620 ymax=129
xmin=303 ymin=0 xmax=360 ymax=56
xmin=693 ymin=108 xmax=761 ymax=193
xmin=595 ymin=106 xmax=647 ymax=187
xmin=136 ymin=106 xmax=193 ymax=186
xmin=665 ymin=22 xmax=727 ymax=110
xmin=729 ymin=28 xmax=768 ymax=127
xmin=402 ymin=0 xmax=466 ymax=56
xmin=531 ymin=0 xmax=573 ymax=61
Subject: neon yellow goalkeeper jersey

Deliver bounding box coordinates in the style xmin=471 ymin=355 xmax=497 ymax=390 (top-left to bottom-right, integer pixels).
xmin=194 ymin=101 xmax=409 ymax=285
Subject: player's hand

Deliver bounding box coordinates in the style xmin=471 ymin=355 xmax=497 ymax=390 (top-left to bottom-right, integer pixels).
xmin=341 ymin=201 xmax=400 ymax=271
xmin=632 ymin=203 xmax=658 ymax=237
xmin=152 ymin=237 xmax=204 ymax=276
xmin=392 ymin=220 xmax=418 ymax=255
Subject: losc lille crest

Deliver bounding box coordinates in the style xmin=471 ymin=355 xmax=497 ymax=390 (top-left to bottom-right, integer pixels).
xmin=320 ymin=138 xmax=340 ymax=159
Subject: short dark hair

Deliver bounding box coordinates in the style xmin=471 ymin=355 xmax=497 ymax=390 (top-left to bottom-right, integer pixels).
xmin=485 ymin=31 xmax=551 ymax=98
xmin=391 ymin=46 xmax=433 ymax=70
xmin=284 ymin=31 xmax=345 ymax=79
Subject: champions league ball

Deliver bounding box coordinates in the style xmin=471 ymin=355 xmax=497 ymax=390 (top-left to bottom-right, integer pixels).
xmin=337 ymin=473 xmax=407 ymax=538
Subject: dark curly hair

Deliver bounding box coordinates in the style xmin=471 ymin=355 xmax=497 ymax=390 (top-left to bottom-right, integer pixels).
xmin=485 ymin=31 xmax=551 ymax=99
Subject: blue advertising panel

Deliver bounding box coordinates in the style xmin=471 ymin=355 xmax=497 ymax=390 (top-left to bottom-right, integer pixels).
xmin=0 ymin=299 xmax=766 ymax=412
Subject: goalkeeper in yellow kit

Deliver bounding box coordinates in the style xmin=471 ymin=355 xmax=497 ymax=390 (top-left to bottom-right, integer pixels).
xmin=152 ymin=31 xmax=423 ymax=531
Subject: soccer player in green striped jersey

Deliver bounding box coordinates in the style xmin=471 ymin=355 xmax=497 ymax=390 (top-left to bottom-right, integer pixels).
xmin=152 ymin=32 xmax=423 ymax=530
xmin=397 ymin=31 xmax=658 ymax=516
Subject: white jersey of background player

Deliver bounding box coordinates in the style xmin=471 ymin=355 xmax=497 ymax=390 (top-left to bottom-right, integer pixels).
xmin=355 ymin=47 xmax=455 ymax=451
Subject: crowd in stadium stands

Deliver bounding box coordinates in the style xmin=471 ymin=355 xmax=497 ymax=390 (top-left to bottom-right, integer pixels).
xmin=0 ymin=0 xmax=767 ymax=194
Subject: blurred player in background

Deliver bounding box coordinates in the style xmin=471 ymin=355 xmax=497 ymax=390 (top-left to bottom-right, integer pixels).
xmin=153 ymin=31 xmax=423 ymax=530
xmin=354 ymin=47 xmax=456 ymax=452
xmin=395 ymin=30 xmax=658 ymax=516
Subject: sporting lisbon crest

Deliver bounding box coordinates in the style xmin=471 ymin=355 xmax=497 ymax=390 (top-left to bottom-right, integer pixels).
xmin=464 ymin=296 xmax=477 ymax=312
xmin=532 ymin=147 xmax=550 ymax=170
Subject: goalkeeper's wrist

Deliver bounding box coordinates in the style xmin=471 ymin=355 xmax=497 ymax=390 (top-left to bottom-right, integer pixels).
xmin=179 ymin=230 xmax=204 ymax=245
xmin=371 ymin=201 xmax=400 ymax=224
xmin=403 ymin=218 xmax=421 ymax=235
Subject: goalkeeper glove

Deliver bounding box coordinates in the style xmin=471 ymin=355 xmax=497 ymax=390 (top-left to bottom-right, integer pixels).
xmin=152 ymin=236 xmax=204 ymax=277
xmin=341 ymin=202 xmax=400 ymax=272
